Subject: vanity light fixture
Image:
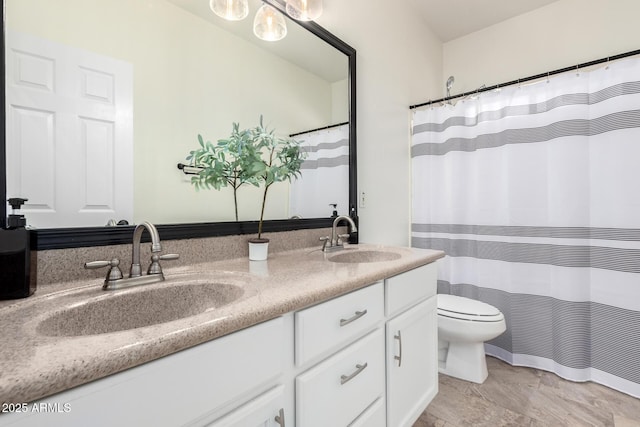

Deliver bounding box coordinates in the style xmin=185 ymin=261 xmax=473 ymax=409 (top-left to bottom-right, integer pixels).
xmin=209 ymin=0 xmax=249 ymax=21
xmin=285 ymin=0 xmax=323 ymax=21
xmin=253 ymin=4 xmax=287 ymax=41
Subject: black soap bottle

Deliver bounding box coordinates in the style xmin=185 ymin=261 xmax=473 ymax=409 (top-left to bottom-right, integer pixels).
xmin=0 ymin=198 xmax=36 ymax=299
xmin=349 ymin=204 xmax=359 ymax=244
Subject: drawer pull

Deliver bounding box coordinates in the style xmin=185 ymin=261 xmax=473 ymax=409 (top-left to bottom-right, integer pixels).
xmin=340 ymin=362 xmax=368 ymax=385
xmin=340 ymin=310 xmax=368 ymax=327
xmin=394 ymin=331 xmax=402 ymax=367
xmin=274 ymin=408 xmax=285 ymax=427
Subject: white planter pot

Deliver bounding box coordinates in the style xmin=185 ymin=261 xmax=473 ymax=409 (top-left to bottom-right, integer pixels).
xmin=248 ymin=240 xmax=269 ymax=261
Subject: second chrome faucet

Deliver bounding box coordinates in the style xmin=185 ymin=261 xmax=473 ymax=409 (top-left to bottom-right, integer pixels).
xmin=320 ymin=215 xmax=358 ymax=252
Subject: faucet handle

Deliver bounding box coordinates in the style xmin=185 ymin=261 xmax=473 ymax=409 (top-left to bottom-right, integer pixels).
xmin=319 ymin=236 xmax=330 ymax=251
xmin=148 ymin=253 xmax=180 ymax=275
xmin=84 ymin=258 xmax=123 ymax=282
xmin=337 ymin=233 xmax=351 ymax=246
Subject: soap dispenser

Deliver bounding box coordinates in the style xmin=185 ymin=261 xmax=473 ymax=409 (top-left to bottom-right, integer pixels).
xmin=329 ymin=203 xmax=338 ymax=218
xmin=0 ymin=198 xmax=36 ymax=299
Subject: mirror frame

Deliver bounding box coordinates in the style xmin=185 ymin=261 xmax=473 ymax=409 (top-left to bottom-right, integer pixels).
xmin=0 ymin=0 xmax=357 ymax=249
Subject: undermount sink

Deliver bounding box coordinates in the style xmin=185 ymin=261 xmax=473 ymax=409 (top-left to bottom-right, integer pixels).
xmin=328 ymin=250 xmax=402 ymax=263
xmin=37 ymin=283 xmax=244 ymax=337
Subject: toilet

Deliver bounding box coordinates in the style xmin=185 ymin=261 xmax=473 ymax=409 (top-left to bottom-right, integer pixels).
xmin=437 ymin=294 xmax=506 ymax=384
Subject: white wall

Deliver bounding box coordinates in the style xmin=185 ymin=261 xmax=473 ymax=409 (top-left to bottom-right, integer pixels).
xmin=6 ymin=0 xmax=337 ymax=225
xmin=320 ymin=0 xmax=640 ymax=247
xmin=317 ymin=0 xmax=443 ymax=246
xmin=443 ymin=0 xmax=640 ymax=96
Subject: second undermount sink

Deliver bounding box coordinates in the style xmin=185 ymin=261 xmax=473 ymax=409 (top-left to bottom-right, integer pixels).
xmin=328 ymin=250 xmax=402 ymax=263
xmin=37 ymin=282 xmax=244 ymax=337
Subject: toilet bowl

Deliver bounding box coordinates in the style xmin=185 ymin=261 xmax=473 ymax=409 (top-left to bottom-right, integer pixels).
xmin=437 ymin=294 xmax=506 ymax=384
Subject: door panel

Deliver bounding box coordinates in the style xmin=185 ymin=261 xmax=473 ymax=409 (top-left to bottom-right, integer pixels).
xmin=5 ymin=30 xmax=133 ymax=227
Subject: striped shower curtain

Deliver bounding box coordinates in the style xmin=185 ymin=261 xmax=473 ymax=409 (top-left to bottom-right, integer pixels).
xmin=411 ymin=57 xmax=640 ymax=397
xmin=289 ymin=124 xmax=349 ymax=218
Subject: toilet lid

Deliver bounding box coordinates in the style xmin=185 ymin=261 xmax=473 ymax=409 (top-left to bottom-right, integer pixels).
xmin=437 ymin=294 xmax=504 ymax=322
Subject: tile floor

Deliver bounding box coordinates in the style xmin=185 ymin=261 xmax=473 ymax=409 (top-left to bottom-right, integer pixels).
xmin=414 ymin=356 xmax=640 ymax=427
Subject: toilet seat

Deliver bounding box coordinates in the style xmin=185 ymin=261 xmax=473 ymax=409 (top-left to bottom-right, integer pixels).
xmin=437 ymin=294 xmax=504 ymax=322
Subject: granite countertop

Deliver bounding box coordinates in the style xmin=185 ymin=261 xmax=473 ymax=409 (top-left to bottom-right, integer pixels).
xmin=0 ymin=244 xmax=444 ymax=404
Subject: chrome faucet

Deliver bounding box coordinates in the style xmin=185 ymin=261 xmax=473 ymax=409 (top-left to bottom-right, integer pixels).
xmin=320 ymin=215 xmax=358 ymax=252
xmin=130 ymin=221 xmax=162 ymax=277
xmin=84 ymin=221 xmax=179 ymax=290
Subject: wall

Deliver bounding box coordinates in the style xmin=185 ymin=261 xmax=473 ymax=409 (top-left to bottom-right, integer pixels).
xmin=6 ymin=0 xmax=339 ymax=225
xmin=323 ymin=0 xmax=640 ymax=247
xmin=443 ymin=0 xmax=640 ymax=95
xmin=317 ymin=0 xmax=443 ymax=246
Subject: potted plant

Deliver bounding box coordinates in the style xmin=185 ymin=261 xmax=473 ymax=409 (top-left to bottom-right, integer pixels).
xmin=186 ymin=116 xmax=305 ymax=260
xmin=246 ymin=116 xmax=305 ymax=260
xmin=186 ymin=123 xmax=261 ymax=221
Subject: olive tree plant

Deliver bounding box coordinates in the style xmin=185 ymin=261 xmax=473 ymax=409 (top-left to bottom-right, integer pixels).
xmin=247 ymin=116 xmax=306 ymax=241
xmin=186 ymin=123 xmax=261 ymax=221
xmin=185 ymin=116 xmax=305 ymax=236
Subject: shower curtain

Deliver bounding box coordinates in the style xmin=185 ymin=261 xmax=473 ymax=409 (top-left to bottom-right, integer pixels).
xmin=411 ymin=57 xmax=640 ymax=397
xmin=289 ymin=124 xmax=349 ymax=218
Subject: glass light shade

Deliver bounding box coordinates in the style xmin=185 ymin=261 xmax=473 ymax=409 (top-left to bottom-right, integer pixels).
xmin=253 ymin=5 xmax=287 ymax=42
xmin=209 ymin=0 xmax=249 ymax=21
xmin=285 ymin=0 xmax=323 ymax=21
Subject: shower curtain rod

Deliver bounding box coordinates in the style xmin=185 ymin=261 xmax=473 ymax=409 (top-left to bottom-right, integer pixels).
xmin=289 ymin=121 xmax=348 ymax=137
xmin=409 ymin=48 xmax=640 ymax=110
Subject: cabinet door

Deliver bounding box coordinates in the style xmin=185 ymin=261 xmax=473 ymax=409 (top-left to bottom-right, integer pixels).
xmin=386 ymin=296 xmax=438 ymax=427
xmin=206 ymin=385 xmax=286 ymax=427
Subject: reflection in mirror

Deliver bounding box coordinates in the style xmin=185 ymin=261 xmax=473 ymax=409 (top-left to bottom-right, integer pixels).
xmin=3 ymin=0 xmax=350 ymax=229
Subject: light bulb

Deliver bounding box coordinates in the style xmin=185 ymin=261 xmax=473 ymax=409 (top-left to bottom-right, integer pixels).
xmin=253 ymin=4 xmax=287 ymax=41
xmin=210 ymin=0 xmax=249 ymax=21
xmin=285 ymin=0 xmax=322 ymax=21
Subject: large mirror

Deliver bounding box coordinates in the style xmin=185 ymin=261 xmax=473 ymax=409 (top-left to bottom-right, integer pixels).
xmin=1 ymin=0 xmax=357 ymax=248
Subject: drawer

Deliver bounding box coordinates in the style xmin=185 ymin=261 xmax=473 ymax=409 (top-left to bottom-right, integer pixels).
xmin=206 ymin=385 xmax=285 ymax=427
xmin=295 ymin=282 xmax=383 ymax=366
xmin=349 ymin=396 xmax=386 ymax=427
xmin=385 ymin=262 xmax=437 ymax=317
xmin=296 ymin=328 xmax=385 ymax=427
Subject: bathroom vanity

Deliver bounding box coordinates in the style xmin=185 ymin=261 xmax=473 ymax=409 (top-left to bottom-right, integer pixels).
xmin=0 ymin=245 xmax=443 ymax=426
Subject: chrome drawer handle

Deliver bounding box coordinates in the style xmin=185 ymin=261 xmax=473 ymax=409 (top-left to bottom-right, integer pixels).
xmin=394 ymin=331 xmax=402 ymax=367
xmin=274 ymin=408 xmax=285 ymax=427
xmin=339 ymin=309 xmax=367 ymax=327
xmin=340 ymin=363 xmax=368 ymax=385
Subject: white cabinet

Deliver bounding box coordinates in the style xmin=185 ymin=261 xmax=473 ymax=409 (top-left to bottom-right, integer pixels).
xmin=2 ymin=260 xmax=439 ymax=427
xmin=386 ymin=297 xmax=438 ymax=427
xmin=294 ymin=262 xmax=439 ymax=427
xmin=206 ymin=385 xmax=286 ymax=427
xmin=2 ymin=318 xmax=288 ymax=427
xmin=384 ymin=262 xmax=439 ymax=427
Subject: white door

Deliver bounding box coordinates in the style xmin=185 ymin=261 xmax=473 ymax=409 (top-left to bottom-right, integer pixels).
xmin=386 ymin=296 xmax=438 ymax=427
xmin=5 ymin=30 xmax=133 ymax=228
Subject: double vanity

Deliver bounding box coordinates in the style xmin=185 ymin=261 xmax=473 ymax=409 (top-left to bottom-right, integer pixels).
xmin=0 ymin=241 xmax=443 ymax=426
